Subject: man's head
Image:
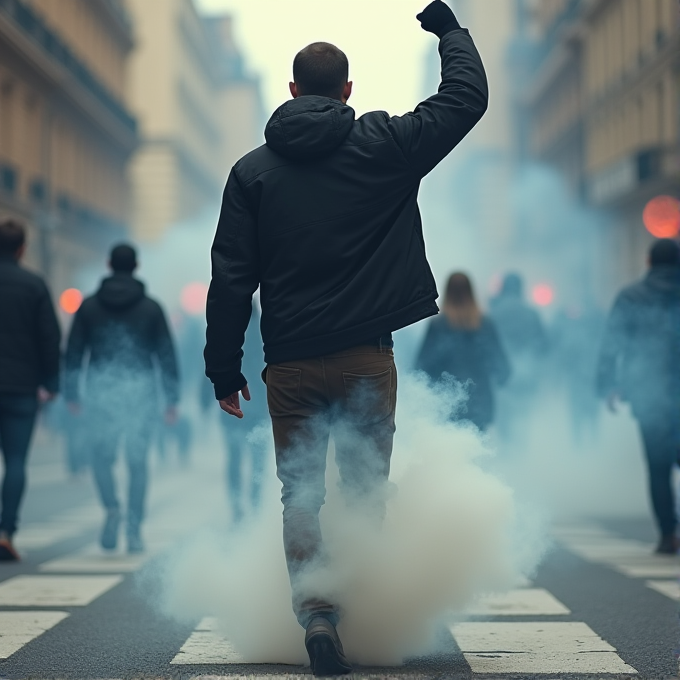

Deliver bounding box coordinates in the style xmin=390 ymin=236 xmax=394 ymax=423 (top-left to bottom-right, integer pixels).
xmin=109 ymin=243 xmax=138 ymax=273
xmin=0 ymin=219 xmax=26 ymax=259
xmin=290 ymin=42 xmax=352 ymax=103
xmin=649 ymin=238 xmax=680 ymax=267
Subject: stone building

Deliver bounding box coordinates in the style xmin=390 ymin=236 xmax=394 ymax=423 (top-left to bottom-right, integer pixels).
xmin=0 ymin=0 xmax=137 ymax=292
xmin=520 ymin=0 xmax=680 ymax=293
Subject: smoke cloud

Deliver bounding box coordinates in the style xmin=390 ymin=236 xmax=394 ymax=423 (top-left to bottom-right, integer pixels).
xmin=156 ymin=373 xmax=544 ymax=666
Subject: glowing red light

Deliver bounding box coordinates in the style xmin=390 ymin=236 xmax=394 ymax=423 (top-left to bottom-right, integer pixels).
xmin=643 ymin=195 xmax=680 ymax=238
xmin=180 ymin=282 xmax=208 ymax=315
xmin=59 ymin=288 xmax=82 ymax=314
xmin=532 ymin=284 xmax=554 ymax=307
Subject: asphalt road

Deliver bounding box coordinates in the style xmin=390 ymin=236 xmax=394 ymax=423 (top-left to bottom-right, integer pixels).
xmin=0 ymin=421 xmax=677 ymax=680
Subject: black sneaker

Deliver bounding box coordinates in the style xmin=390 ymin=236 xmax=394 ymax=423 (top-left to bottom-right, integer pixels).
xmin=304 ymin=617 xmax=353 ymax=677
xmin=0 ymin=535 xmax=20 ymax=561
xmin=655 ymin=535 xmax=679 ymax=555
xmin=100 ymin=510 xmax=120 ymax=551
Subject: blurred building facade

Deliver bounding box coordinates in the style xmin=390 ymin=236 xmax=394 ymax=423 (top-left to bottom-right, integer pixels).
xmin=0 ymin=0 xmax=137 ymax=292
xmin=124 ymin=0 xmax=263 ymax=241
xmin=520 ymin=0 xmax=680 ymax=292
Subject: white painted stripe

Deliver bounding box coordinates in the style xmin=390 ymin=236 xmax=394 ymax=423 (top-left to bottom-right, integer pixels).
xmin=171 ymin=630 xmax=243 ymax=665
xmin=647 ymin=580 xmax=680 ymax=601
xmin=39 ymin=552 xmax=147 ymax=573
xmin=0 ymin=575 xmax=122 ymax=606
xmin=615 ymin=563 xmax=680 ymax=578
xmin=466 ymin=588 xmax=570 ymax=616
xmin=452 ymin=622 xmax=637 ymax=675
xmin=0 ymin=611 xmax=69 ymax=659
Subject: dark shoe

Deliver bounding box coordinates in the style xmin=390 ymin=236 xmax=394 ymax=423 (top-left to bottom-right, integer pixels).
xmin=100 ymin=510 xmax=120 ymax=551
xmin=0 ymin=535 xmax=20 ymax=562
xmin=127 ymin=530 xmax=144 ymax=554
xmin=655 ymin=535 xmax=680 ymax=555
xmin=305 ymin=617 xmax=352 ymax=677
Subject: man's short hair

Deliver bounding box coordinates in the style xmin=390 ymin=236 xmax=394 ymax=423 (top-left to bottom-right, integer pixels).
xmin=649 ymin=238 xmax=680 ymax=266
xmin=0 ymin=219 xmax=26 ymax=255
xmin=109 ymin=243 xmax=137 ymax=272
xmin=293 ymin=42 xmax=349 ymax=100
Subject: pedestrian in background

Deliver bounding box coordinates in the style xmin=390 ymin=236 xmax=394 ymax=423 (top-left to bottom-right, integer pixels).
xmin=204 ymin=0 xmax=488 ymax=673
xmin=0 ymin=219 xmax=60 ymax=561
xmin=65 ymin=244 xmax=179 ymax=554
xmin=415 ymin=272 xmax=509 ymax=431
xmin=597 ymin=238 xmax=680 ymax=555
xmin=490 ymin=272 xmax=548 ymax=449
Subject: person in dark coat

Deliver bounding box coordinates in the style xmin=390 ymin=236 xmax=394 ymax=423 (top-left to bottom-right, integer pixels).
xmin=65 ymin=244 xmax=179 ymax=554
xmin=490 ymin=272 xmax=548 ymax=448
xmin=204 ymin=1 xmax=488 ymax=673
xmin=0 ymin=219 xmax=60 ymax=561
xmin=415 ymin=273 xmax=509 ymax=431
xmin=597 ymin=238 xmax=680 ymax=554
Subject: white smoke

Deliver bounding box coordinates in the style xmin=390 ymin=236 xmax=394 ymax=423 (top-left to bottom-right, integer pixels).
xmin=156 ymin=372 xmax=544 ymax=666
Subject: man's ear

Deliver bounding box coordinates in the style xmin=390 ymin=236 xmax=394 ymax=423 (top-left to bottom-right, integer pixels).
xmin=342 ymin=81 xmax=353 ymax=104
xmin=289 ymin=82 xmax=299 ymax=99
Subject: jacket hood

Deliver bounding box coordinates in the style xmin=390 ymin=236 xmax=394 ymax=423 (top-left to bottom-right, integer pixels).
xmin=265 ymin=96 xmax=355 ymax=161
xmin=96 ymin=273 xmax=145 ymax=309
xmin=646 ymin=265 xmax=680 ymax=295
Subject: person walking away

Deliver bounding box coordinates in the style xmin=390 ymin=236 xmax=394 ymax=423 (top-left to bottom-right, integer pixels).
xmin=204 ymin=1 xmax=488 ymax=674
xmin=0 ymin=219 xmax=60 ymax=561
xmin=201 ymin=304 xmax=268 ymax=524
xmin=490 ymin=272 xmax=548 ymax=449
xmin=65 ymin=244 xmax=179 ymax=553
xmin=597 ymin=238 xmax=680 ymax=555
xmin=415 ymin=273 xmax=509 ymax=431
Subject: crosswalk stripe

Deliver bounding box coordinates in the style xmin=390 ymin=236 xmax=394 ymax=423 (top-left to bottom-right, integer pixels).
xmin=171 ymin=618 xmax=244 ymax=665
xmin=0 ymin=611 xmax=69 ymax=659
xmin=465 ymin=588 xmax=570 ymax=616
xmin=0 ymin=575 xmax=122 ymax=606
xmin=646 ymin=579 xmax=680 ymax=600
xmin=451 ymin=621 xmax=638 ymax=674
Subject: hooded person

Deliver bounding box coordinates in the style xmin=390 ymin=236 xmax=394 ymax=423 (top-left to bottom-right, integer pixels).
xmin=204 ymin=1 xmax=488 ymax=674
xmin=65 ymin=243 xmax=179 ymax=554
xmin=597 ymin=238 xmax=680 ymax=555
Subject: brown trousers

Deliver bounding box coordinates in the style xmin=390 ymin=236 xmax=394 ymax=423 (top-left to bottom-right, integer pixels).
xmin=266 ymin=345 xmax=397 ymax=627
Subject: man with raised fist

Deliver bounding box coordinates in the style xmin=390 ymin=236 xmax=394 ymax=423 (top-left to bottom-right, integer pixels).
xmin=205 ymin=1 xmax=487 ymax=673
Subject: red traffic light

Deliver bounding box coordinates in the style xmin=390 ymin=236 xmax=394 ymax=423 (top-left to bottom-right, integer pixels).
xmin=643 ymin=195 xmax=680 ymax=238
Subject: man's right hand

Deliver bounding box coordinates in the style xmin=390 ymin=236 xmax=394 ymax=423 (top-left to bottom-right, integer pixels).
xmin=219 ymin=384 xmax=251 ymax=419
xmin=417 ymin=0 xmax=461 ymax=38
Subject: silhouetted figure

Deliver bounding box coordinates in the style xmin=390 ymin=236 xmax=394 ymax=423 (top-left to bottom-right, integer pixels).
xmin=415 ymin=273 xmax=509 ymax=431
xmin=551 ymin=302 xmax=605 ymax=445
xmin=597 ymin=239 xmax=680 ymax=555
xmin=490 ymin=272 xmax=548 ymax=448
xmin=203 ymin=2 xmax=488 ymax=673
xmin=65 ymin=244 xmax=179 ymax=553
xmin=0 ymin=220 xmax=60 ymax=561
xmin=202 ymin=305 xmax=268 ymax=523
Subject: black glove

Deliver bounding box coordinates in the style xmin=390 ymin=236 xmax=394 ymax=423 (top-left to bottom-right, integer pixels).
xmin=416 ymin=0 xmax=461 ymax=38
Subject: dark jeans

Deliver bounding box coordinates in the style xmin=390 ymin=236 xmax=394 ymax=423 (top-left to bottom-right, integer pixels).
xmin=0 ymin=394 xmax=38 ymax=536
xmin=639 ymin=417 xmax=680 ymax=537
xmin=88 ymin=406 xmax=154 ymax=532
xmin=221 ymin=420 xmax=266 ymax=522
xmin=266 ymin=345 xmax=397 ymax=628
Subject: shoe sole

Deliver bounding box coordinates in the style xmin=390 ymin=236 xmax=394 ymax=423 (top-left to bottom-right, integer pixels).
xmin=305 ymin=632 xmax=352 ymax=677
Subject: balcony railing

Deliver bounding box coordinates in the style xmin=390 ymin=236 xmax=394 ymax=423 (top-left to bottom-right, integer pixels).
xmin=0 ymin=0 xmax=136 ymax=135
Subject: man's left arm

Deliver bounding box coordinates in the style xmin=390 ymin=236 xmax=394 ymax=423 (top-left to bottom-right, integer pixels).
xmin=205 ymin=168 xmax=260 ymax=408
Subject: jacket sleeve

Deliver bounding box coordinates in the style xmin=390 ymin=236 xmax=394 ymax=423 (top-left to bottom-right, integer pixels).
xmin=154 ymin=305 xmax=180 ymax=406
xmin=596 ymin=293 xmax=629 ymax=398
xmin=64 ymin=307 xmax=87 ymax=402
xmin=36 ymin=280 xmax=62 ymax=393
xmin=205 ymin=168 xmax=260 ymax=400
xmin=387 ymin=29 xmax=488 ymax=178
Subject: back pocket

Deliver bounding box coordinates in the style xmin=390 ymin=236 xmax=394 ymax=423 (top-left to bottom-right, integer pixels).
xmin=266 ymin=365 xmax=302 ymax=417
xmin=342 ymin=366 xmax=394 ymax=425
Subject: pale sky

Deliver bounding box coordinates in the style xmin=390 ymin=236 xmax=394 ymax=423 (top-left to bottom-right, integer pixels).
xmin=196 ymin=0 xmax=434 ymax=117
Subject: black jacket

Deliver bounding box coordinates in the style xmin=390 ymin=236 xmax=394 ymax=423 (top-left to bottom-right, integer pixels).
xmin=0 ymin=254 xmax=61 ymax=395
xmin=205 ymin=30 xmax=488 ymax=399
xmin=415 ymin=315 xmax=510 ymax=430
xmin=65 ymin=273 xmax=179 ymax=407
xmin=597 ymin=265 xmax=680 ymax=421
